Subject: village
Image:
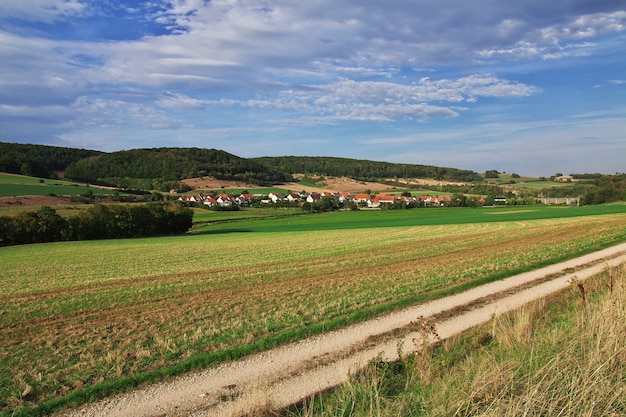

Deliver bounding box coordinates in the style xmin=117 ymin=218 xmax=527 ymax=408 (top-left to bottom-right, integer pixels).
xmin=178 ymin=190 xmax=468 ymax=209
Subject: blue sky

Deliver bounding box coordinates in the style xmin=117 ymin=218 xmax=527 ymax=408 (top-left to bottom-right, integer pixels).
xmin=1 ymin=1 xmax=625 ymax=176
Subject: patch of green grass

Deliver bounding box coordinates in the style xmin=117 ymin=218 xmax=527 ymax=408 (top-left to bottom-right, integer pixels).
xmin=193 ymin=203 xmax=626 ymax=234
xmin=0 ymin=173 xmax=76 ymax=186
xmin=190 ymin=206 xmax=304 ymax=225
xmin=0 ymin=183 xmax=119 ymax=198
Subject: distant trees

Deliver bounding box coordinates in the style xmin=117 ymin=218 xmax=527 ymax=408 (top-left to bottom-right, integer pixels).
xmin=0 ymin=142 xmax=102 ymax=178
xmin=252 ymin=156 xmax=483 ymax=183
xmin=302 ymin=196 xmax=357 ymax=213
xmin=539 ymin=173 xmax=626 ymax=205
xmin=0 ymin=203 xmax=193 ymax=247
xmin=65 ymin=147 xmax=291 ymax=188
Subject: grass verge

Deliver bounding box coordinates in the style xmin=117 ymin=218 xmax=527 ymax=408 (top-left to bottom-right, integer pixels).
xmin=285 ymin=262 xmax=626 ymax=417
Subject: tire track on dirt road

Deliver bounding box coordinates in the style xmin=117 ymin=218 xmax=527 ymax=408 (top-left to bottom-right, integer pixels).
xmin=63 ymin=242 xmax=626 ymax=417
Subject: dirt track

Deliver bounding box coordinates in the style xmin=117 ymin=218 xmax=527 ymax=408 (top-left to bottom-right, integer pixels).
xmin=63 ymin=243 xmax=626 ymax=417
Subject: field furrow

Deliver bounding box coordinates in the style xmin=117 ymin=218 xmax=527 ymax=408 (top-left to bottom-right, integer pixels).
xmin=1 ymin=211 xmax=625 ymax=415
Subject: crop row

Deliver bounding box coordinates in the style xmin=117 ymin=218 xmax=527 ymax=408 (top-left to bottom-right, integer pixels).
xmin=1 ymin=214 xmax=625 ymax=414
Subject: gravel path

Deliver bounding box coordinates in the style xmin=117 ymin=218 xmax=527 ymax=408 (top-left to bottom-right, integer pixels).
xmin=62 ymin=243 xmax=626 ymax=417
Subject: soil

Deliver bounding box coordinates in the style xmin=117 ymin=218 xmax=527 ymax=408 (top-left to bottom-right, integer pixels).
xmin=0 ymin=195 xmax=75 ymax=207
xmin=180 ymin=175 xmax=449 ymax=194
xmin=61 ymin=243 xmax=626 ymax=417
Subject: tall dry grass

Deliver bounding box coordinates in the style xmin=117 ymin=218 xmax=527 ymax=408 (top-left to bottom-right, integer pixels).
xmin=286 ymin=263 xmax=626 ymax=417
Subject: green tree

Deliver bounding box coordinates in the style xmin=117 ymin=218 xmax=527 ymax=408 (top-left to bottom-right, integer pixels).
xmin=17 ymin=206 xmax=67 ymax=243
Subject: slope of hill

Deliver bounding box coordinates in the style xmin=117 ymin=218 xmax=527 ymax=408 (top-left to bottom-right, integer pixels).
xmin=251 ymin=155 xmax=483 ymax=183
xmin=64 ymin=147 xmax=291 ymax=188
xmin=0 ymin=142 xmax=102 ymax=178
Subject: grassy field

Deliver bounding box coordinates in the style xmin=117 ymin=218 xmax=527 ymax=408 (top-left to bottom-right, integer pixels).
xmin=191 ymin=204 xmax=626 ymax=233
xmin=287 ymin=261 xmax=626 ymax=417
xmin=0 ymin=173 xmax=126 ymax=199
xmin=190 ymin=206 xmax=307 ymax=224
xmin=0 ymin=174 xmax=78 ymax=186
xmin=1 ymin=206 xmax=625 ymax=416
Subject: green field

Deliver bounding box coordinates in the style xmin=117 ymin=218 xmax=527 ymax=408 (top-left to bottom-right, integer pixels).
xmin=0 ymin=173 xmax=78 ymax=186
xmin=1 ymin=205 xmax=626 ymax=416
xmin=0 ymin=173 xmax=118 ymax=198
xmin=192 ymin=204 xmax=626 ymax=234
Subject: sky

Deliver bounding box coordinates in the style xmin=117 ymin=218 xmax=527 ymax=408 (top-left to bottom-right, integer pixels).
xmin=1 ymin=1 xmax=625 ymax=176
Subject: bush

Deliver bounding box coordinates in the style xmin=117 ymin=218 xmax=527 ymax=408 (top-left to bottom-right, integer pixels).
xmin=0 ymin=203 xmax=194 ymax=247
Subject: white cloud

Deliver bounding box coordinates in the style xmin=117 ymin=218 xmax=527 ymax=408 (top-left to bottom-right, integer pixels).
xmin=0 ymin=0 xmax=88 ymax=23
xmin=479 ymin=11 xmax=626 ymax=61
xmin=203 ymin=75 xmax=538 ymax=124
xmin=156 ymin=93 xmax=206 ymax=109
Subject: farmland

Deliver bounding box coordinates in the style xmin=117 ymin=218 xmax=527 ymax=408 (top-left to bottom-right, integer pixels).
xmin=0 ymin=173 xmax=112 ymax=199
xmin=1 ymin=205 xmax=626 ymax=416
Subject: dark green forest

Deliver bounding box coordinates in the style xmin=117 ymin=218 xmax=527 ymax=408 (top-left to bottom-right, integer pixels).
xmin=64 ymin=147 xmax=292 ymax=189
xmin=251 ymin=155 xmax=483 ymax=182
xmin=0 ymin=142 xmax=102 ymax=178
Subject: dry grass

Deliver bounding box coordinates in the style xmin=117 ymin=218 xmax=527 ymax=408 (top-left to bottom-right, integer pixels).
xmin=287 ymin=263 xmax=626 ymax=417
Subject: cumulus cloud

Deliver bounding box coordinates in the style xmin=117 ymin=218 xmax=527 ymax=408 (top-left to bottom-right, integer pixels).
xmin=478 ymin=10 xmax=626 ymax=61
xmin=205 ymin=75 xmax=538 ymax=123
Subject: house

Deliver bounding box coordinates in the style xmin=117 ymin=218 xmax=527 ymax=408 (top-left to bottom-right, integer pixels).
xmin=338 ymin=192 xmax=351 ymax=203
xmin=286 ymin=192 xmax=303 ymax=203
xmin=306 ymin=193 xmax=321 ymax=203
xmin=373 ymin=194 xmax=397 ymax=205
xmin=217 ymin=194 xmax=236 ymax=207
xmin=179 ymin=194 xmax=205 ymax=204
xmin=236 ymin=194 xmax=253 ymax=206
xmin=420 ymin=195 xmax=432 ymax=205
xmin=353 ymin=193 xmax=370 ymax=204
xmin=268 ymin=192 xmax=286 ymax=203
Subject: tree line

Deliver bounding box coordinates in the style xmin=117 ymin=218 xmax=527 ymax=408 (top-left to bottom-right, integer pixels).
xmin=0 ymin=203 xmax=193 ymax=246
xmin=538 ymin=174 xmax=626 ymax=205
xmin=0 ymin=142 xmax=101 ymax=178
xmin=251 ymin=156 xmax=483 ymax=183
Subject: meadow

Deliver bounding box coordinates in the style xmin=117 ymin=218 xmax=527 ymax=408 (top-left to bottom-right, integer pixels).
xmin=1 ymin=205 xmax=625 ymax=416
xmin=0 ymin=173 xmax=123 ymax=199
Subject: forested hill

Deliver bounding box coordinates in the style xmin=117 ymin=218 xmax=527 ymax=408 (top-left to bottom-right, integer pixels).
xmin=0 ymin=142 xmax=102 ymax=178
xmin=252 ymin=156 xmax=482 ymax=183
xmin=1 ymin=142 xmax=483 ymax=189
xmin=64 ymin=147 xmax=291 ymax=187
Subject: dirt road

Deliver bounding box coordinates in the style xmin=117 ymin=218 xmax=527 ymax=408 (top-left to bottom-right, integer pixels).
xmin=63 ymin=243 xmax=626 ymax=417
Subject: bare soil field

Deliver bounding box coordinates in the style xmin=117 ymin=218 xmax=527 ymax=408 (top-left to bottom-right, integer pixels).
xmin=0 ymin=195 xmax=74 ymax=207
xmin=62 ymin=243 xmax=626 ymax=417
xmin=182 ymin=175 xmax=408 ymax=194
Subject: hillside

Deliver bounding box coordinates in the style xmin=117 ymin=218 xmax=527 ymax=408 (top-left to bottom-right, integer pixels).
xmin=251 ymin=155 xmax=483 ymax=183
xmin=63 ymin=147 xmax=291 ymax=189
xmin=0 ymin=142 xmax=102 ymax=178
